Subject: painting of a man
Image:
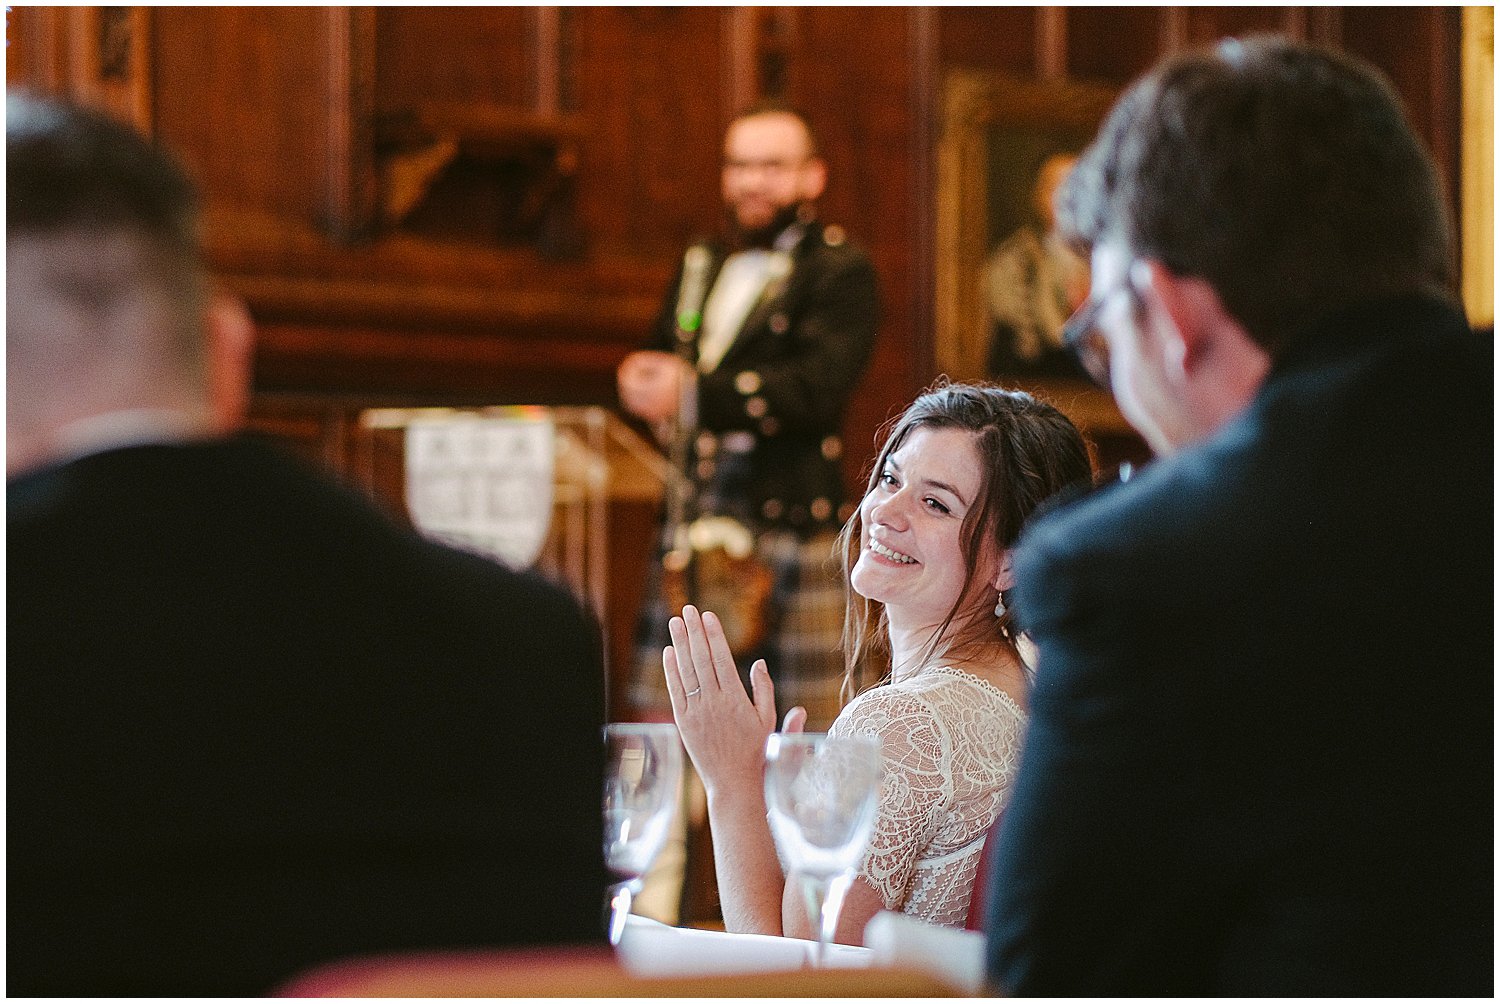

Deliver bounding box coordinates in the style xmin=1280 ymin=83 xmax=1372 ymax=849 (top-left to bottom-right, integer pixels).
xmin=984 ymin=151 xmax=1089 ymax=376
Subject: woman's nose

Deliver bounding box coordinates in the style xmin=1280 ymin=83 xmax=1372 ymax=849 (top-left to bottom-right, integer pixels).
xmin=869 ymin=489 xmax=910 ymax=529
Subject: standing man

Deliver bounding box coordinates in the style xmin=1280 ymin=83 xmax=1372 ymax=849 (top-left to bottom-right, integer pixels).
xmin=8 ymin=94 xmax=608 ymax=996
xmin=985 ymin=37 xmax=1491 ymax=994
xmin=618 ymin=103 xmax=880 ymax=732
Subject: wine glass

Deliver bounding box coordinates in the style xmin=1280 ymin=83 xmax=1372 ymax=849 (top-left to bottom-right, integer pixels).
xmin=602 ymin=722 xmax=683 ymax=945
xmin=763 ymin=732 xmax=881 ymax=966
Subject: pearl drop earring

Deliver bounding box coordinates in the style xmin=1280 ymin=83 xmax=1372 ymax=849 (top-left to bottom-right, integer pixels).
xmin=994 ymin=592 xmax=1007 ymax=618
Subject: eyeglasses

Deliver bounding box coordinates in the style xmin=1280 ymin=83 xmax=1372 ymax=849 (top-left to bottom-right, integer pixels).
xmin=1061 ymin=277 xmax=1136 ymax=388
xmin=723 ymin=157 xmax=808 ymax=176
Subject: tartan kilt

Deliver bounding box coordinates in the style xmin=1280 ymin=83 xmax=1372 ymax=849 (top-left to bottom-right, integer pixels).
xmin=628 ymin=529 xmax=847 ymax=732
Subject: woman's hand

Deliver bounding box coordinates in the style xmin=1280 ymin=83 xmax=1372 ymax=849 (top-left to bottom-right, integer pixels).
xmin=662 ymin=604 xmax=810 ymax=936
xmin=663 ymin=605 xmax=779 ymax=797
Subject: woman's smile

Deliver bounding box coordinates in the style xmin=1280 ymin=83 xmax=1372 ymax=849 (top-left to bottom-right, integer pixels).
xmin=850 ymin=426 xmax=994 ymax=631
xmin=868 ymin=538 xmax=917 ymax=565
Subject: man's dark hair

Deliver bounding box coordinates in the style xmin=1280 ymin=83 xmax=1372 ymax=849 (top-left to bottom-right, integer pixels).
xmin=7 ymin=91 xmax=201 ymax=262
xmin=729 ymin=100 xmax=821 ymax=158
xmin=1056 ymin=35 xmax=1454 ymax=355
xmin=7 ymin=93 xmax=207 ymax=391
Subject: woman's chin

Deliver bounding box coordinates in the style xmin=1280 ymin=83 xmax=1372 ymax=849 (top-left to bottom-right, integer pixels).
xmin=848 ymin=565 xmax=883 ymax=605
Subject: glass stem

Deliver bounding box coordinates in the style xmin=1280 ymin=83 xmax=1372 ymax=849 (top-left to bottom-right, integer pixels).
xmin=607 ymin=879 xmax=635 ymax=946
xmin=798 ymin=871 xmax=855 ymax=967
xmin=819 ymin=872 xmax=855 ymax=963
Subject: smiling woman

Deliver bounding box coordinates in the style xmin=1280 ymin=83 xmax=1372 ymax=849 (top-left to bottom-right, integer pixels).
xmin=660 ymin=382 xmax=1093 ymax=945
xmin=849 ymin=427 xmax=993 ymax=640
xmin=836 ymin=384 xmax=1093 ymax=704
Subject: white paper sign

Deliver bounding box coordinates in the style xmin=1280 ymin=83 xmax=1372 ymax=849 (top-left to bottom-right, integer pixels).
xmin=404 ymin=413 xmax=555 ymax=569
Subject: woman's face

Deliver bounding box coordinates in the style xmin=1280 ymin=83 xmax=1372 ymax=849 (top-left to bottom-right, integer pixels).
xmin=850 ymin=426 xmax=997 ymax=633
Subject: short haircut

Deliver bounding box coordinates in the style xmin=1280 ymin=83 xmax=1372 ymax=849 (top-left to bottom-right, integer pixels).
xmin=728 ymin=100 xmax=820 ymax=158
xmin=8 ymin=92 xmax=201 ymax=264
xmin=7 ymin=93 xmax=207 ymax=389
xmin=1056 ymin=35 xmax=1454 ymax=355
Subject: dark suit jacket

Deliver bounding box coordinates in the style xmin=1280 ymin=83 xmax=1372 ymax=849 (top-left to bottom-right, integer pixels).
xmin=985 ymin=295 xmax=1492 ymax=995
xmin=646 ymin=221 xmax=880 ymax=535
xmin=8 ymin=437 xmax=608 ymax=996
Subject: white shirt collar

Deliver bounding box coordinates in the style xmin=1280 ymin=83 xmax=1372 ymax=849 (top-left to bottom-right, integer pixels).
xmin=50 ymin=408 xmax=206 ymax=467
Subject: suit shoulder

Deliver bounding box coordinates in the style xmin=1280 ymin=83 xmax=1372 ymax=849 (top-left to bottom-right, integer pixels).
xmin=800 ymin=238 xmax=878 ymax=306
xmin=223 ymin=441 xmax=596 ymax=639
xmin=1019 ymin=452 xmax=1242 ymax=587
xmin=805 ymin=223 xmax=873 ymax=267
xmin=406 ymin=531 xmax=594 ymax=625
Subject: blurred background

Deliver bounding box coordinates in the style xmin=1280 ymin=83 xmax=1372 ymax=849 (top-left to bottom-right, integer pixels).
xmin=9 ymin=6 xmax=1491 ymax=719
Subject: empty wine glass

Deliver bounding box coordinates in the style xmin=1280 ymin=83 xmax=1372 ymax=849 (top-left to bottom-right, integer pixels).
xmin=764 ymin=732 xmax=881 ymax=966
xmin=602 ymin=722 xmax=683 ymax=945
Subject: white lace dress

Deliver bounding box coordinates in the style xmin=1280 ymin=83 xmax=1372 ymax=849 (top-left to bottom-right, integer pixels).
xmin=827 ymin=665 xmax=1026 ymax=927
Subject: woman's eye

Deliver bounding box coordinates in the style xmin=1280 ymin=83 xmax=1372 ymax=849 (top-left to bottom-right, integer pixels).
xmin=879 ymin=471 xmax=898 ymax=488
xmin=924 ymin=497 xmax=952 ymax=515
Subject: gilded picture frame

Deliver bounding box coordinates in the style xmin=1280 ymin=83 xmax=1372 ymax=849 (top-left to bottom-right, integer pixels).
xmin=934 ymin=71 xmax=1130 ymax=434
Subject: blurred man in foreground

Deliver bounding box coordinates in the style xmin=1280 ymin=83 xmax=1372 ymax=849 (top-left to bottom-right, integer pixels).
xmin=986 ymin=37 xmax=1491 ymax=995
xmin=8 ymin=93 xmax=608 ymax=996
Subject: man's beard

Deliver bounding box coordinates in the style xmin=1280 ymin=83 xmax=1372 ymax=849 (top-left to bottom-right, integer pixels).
xmin=727 ymin=201 xmax=805 ymax=250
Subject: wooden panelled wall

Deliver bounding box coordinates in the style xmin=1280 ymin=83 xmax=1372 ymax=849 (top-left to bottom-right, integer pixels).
xmin=7 ymin=7 xmax=1463 ymax=709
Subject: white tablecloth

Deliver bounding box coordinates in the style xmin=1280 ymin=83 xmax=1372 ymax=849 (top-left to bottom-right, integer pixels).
xmin=862 ymin=910 xmax=987 ymax=994
xmin=616 ymin=914 xmax=872 ymax=976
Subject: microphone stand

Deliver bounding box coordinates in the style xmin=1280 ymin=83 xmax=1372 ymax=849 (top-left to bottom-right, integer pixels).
xmin=661 ymin=245 xmax=711 ymax=608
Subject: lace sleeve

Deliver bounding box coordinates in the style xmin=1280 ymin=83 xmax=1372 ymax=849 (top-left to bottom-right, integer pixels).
xmin=829 ymin=687 xmax=949 ymax=910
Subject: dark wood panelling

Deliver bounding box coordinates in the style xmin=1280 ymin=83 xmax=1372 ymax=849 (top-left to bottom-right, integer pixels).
xmin=938 ymin=6 xmax=1038 ymax=76
xmin=569 ymin=7 xmax=726 ymax=260
xmin=1183 ymin=7 xmax=1301 ymax=44
xmin=1341 ymin=7 xmax=1463 ymax=225
xmin=375 ymin=7 xmax=534 ymax=113
xmin=6 ymin=6 xmax=41 ymax=87
xmin=153 ymin=8 xmax=329 ymax=222
xmin=792 ymin=7 xmax=924 ymax=476
xmin=324 ymin=8 xmax=377 ymax=241
xmin=908 ymin=7 xmax=940 ymax=393
xmin=1303 ymin=8 xmax=1344 ymax=48
xmin=743 ymin=7 xmax=801 ymax=101
xmin=1066 ymin=8 xmax=1166 ymax=83
xmin=9 ymin=7 xmax=152 ymax=130
xmin=209 ymin=213 xmax=664 ymax=400
xmin=249 ymin=319 xmax=628 ymax=404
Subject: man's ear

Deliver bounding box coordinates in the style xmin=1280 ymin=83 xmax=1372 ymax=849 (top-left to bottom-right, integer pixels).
xmin=205 ymin=290 xmax=255 ymax=434
xmin=799 ymin=156 xmax=828 ymax=203
xmin=1134 ymin=259 xmax=1219 ymax=380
